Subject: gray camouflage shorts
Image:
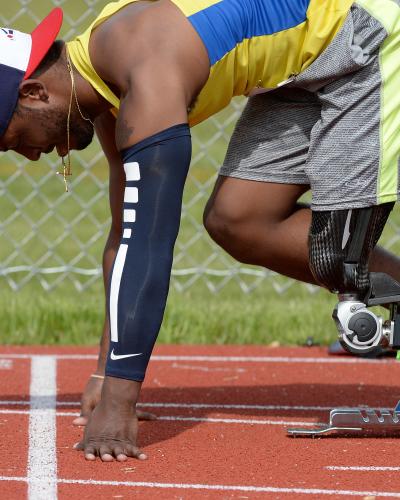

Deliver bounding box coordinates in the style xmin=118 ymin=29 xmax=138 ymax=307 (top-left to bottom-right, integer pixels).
xmin=220 ymin=1 xmax=400 ymax=210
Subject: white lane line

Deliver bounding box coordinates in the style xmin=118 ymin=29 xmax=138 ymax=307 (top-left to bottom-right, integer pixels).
xmin=0 ymin=409 xmax=31 ymax=415
xmin=0 ymin=354 xmax=97 ymax=359
xmin=171 ymin=362 xmax=246 ymax=372
xmin=138 ymin=402 xmax=369 ymax=412
xmin=0 ymin=400 xmax=395 ymax=414
xmin=0 ymin=407 xmax=316 ymax=427
xmin=0 ymin=353 xmax=394 ymax=364
xmin=0 ymin=400 xmax=30 ymax=405
xmin=51 ymin=401 xmax=400 ymax=414
xmin=28 ymin=356 xmax=57 ymax=500
xmin=0 ymin=476 xmax=400 ymax=497
xmin=0 ymin=360 xmax=12 ymax=369
xmin=157 ymin=416 xmax=317 ymax=426
xmin=327 ymin=466 xmax=400 ymax=471
xmin=155 ymin=355 xmax=391 ymax=364
xmin=0 ymin=401 xmax=347 ymax=411
xmin=40 ymin=400 xmax=400 ymax=414
xmin=57 ymin=412 xmax=317 ymax=427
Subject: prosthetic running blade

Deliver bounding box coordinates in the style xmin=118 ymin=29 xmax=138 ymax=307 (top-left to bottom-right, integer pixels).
xmin=287 ymin=401 xmax=400 ymax=436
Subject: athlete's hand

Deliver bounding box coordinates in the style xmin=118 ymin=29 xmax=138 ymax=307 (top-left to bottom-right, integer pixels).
xmin=72 ymin=374 xmax=156 ymax=426
xmin=75 ymin=377 xmax=147 ymax=462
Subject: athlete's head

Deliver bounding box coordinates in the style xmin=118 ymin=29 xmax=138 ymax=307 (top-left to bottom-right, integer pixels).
xmin=0 ymin=8 xmax=94 ymax=161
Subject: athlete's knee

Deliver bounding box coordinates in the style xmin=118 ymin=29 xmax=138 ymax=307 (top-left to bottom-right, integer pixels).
xmin=205 ymin=204 xmax=280 ymax=267
xmin=309 ymin=204 xmax=394 ymax=296
xmin=204 ymin=208 xmax=260 ymax=265
xmin=204 ymin=197 xmax=246 ymax=247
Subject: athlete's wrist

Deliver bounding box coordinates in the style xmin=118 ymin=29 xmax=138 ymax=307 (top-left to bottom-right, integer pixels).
xmin=102 ymin=375 xmax=141 ymax=406
xmin=95 ymin=343 xmax=109 ymax=374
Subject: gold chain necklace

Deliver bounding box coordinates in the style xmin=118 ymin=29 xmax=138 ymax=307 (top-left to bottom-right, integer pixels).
xmin=66 ymin=48 xmax=94 ymax=126
xmin=57 ymin=48 xmax=94 ymax=192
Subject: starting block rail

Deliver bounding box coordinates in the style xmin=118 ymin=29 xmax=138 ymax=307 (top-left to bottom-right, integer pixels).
xmin=287 ymin=401 xmax=400 ymax=436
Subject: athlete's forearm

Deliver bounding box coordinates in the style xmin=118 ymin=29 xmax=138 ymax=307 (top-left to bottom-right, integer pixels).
xmin=105 ymin=124 xmax=192 ymax=381
xmin=95 ymin=229 xmax=122 ymax=374
xmin=93 ymin=113 xmax=125 ymax=375
xmin=94 ymin=324 xmax=109 ymax=375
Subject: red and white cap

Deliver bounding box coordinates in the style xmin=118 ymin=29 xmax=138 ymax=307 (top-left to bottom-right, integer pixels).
xmin=0 ymin=8 xmax=63 ymax=136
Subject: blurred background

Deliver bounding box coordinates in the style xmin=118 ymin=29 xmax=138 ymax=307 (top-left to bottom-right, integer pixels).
xmin=1 ymin=0 xmax=399 ymax=347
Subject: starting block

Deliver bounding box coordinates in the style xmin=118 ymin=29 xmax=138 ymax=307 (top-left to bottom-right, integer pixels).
xmin=287 ymin=401 xmax=400 ymax=437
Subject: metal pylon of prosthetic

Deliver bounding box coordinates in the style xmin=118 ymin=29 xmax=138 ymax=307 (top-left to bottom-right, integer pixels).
xmin=287 ymin=272 xmax=400 ymax=437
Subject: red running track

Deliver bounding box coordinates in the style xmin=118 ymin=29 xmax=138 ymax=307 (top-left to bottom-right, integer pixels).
xmin=0 ymin=345 xmax=400 ymax=499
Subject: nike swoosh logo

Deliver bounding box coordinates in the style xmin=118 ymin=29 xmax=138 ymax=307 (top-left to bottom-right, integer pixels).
xmin=341 ymin=209 xmax=353 ymax=250
xmin=110 ymin=349 xmax=142 ymax=361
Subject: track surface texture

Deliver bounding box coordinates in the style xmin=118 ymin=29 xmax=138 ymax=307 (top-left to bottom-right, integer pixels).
xmin=0 ymin=345 xmax=399 ymax=499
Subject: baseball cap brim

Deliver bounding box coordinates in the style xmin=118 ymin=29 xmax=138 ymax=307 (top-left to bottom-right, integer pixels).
xmin=25 ymin=7 xmax=63 ymax=79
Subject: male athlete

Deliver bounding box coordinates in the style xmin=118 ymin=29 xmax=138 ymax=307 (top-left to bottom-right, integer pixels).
xmin=1 ymin=0 xmax=400 ymax=462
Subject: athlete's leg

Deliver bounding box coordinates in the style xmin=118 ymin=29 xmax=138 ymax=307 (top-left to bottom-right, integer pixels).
xmin=204 ymin=178 xmax=400 ymax=285
xmin=204 ymin=178 xmax=313 ymax=283
xmin=204 ymin=86 xmax=319 ymax=283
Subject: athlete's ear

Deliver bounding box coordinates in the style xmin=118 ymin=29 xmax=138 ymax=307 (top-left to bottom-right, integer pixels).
xmin=18 ymin=79 xmax=49 ymax=102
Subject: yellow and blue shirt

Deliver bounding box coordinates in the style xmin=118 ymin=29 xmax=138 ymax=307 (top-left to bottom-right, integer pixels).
xmin=67 ymin=0 xmax=354 ymax=126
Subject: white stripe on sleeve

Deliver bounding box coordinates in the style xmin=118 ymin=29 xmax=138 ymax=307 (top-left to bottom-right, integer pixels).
xmin=124 ymin=162 xmax=141 ymax=181
xmin=124 ymin=187 xmax=138 ymax=203
xmin=123 ymin=210 xmax=136 ymax=223
xmin=110 ymin=244 xmax=129 ymax=342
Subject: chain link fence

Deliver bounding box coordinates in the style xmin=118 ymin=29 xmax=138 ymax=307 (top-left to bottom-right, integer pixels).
xmin=1 ymin=1 xmax=400 ymax=294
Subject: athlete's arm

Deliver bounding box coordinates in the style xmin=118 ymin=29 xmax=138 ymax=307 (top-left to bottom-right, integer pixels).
xmin=78 ymin=85 xmax=192 ymax=461
xmin=73 ymin=111 xmax=156 ymax=426
xmin=88 ymin=0 xmax=209 ymax=146
xmin=77 ymin=0 xmax=209 ymax=461
xmin=72 ymin=111 xmax=122 ymax=426
xmin=90 ymin=0 xmax=208 ymax=378
xmin=96 ymin=111 xmax=124 ymax=372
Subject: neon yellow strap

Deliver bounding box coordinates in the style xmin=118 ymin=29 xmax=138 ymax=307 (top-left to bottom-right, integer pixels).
xmin=357 ymin=0 xmax=400 ymax=204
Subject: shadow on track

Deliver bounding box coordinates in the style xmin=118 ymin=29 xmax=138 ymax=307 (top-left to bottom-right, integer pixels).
xmin=44 ymin=383 xmax=400 ymax=446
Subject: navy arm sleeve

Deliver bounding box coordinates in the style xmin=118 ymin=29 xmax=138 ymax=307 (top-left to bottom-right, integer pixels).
xmin=105 ymin=124 xmax=191 ymax=381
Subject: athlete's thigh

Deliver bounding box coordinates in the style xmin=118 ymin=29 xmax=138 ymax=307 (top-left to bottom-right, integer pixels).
xmin=205 ymin=176 xmax=309 ymax=225
xmin=207 ymin=86 xmax=318 ymax=222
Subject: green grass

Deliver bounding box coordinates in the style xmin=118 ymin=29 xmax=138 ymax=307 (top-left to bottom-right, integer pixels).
xmin=162 ymin=284 xmax=340 ymax=346
xmin=0 ymin=281 xmax=340 ymax=346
